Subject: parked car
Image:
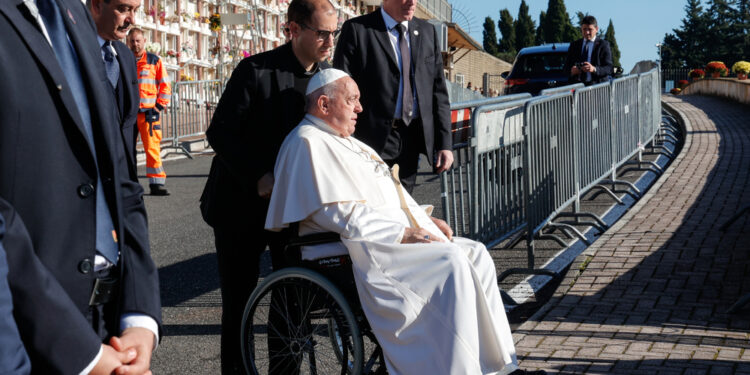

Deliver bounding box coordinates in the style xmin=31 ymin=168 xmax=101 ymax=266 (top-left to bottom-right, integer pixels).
xmin=501 ymin=43 xmax=571 ymax=96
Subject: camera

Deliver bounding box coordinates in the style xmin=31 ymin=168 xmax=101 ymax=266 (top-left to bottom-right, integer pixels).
xmin=575 ymin=62 xmax=584 ymax=69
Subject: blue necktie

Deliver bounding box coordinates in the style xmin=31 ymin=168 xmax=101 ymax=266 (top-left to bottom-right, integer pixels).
xmin=37 ymin=0 xmax=119 ymax=264
xmin=102 ymin=41 xmax=120 ymax=89
xmin=582 ymin=40 xmax=592 ymax=82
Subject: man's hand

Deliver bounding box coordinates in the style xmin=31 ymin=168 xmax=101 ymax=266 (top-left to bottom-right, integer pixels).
xmin=109 ymin=327 xmax=155 ymax=375
xmin=430 ymin=217 xmax=453 ymax=241
xmin=402 ymin=227 xmax=444 ymax=244
xmin=435 ymin=150 xmax=454 ymax=174
xmin=580 ymin=62 xmax=596 ymax=73
xmin=90 ymin=344 xmax=136 ymax=375
xmin=257 ymin=172 xmax=274 ymax=199
xmin=571 ymin=65 xmax=581 ymax=76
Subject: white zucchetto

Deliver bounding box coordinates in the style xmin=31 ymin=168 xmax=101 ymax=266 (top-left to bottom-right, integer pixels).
xmin=305 ymin=68 xmax=350 ymax=95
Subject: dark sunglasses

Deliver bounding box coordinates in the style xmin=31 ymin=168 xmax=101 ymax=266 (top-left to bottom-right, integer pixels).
xmin=298 ymin=22 xmax=341 ymax=41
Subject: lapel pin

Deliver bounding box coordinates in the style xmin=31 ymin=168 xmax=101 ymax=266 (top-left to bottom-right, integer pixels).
xmin=413 ymin=30 xmax=418 ymax=36
xmin=67 ymin=9 xmax=76 ymax=24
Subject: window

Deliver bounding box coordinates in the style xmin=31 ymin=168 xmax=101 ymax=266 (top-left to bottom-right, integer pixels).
xmin=454 ymin=73 xmax=465 ymax=87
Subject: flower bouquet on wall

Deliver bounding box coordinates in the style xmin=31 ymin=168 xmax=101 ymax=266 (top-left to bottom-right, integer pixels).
xmin=145 ymin=42 xmax=161 ymax=55
xmin=688 ymin=68 xmax=705 ymax=80
xmin=677 ymin=79 xmax=689 ymax=89
xmin=731 ymin=61 xmax=750 ymax=80
xmin=670 ymin=88 xmax=682 ymax=95
xmin=704 ymin=61 xmax=728 ymax=78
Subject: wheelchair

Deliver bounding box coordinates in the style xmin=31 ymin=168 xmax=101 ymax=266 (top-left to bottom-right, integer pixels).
xmin=240 ymin=224 xmax=387 ymax=375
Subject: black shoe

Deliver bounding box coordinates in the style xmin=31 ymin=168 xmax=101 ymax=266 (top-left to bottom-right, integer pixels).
xmin=149 ymin=184 xmax=170 ymax=196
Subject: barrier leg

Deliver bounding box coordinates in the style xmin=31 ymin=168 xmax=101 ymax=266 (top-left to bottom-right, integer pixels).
xmin=586 ymin=185 xmax=624 ymax=205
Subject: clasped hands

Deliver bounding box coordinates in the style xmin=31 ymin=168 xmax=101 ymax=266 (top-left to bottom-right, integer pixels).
xmin=91 ymin=327 xmax=155 ymax=375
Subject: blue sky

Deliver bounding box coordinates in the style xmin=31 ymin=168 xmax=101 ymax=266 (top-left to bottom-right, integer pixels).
xmin=450 ymin=0 xmax=690 ymax=71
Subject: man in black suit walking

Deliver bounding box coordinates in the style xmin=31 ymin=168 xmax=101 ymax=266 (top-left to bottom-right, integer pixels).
xmin=88 ymin=0 xmax=142 ymax=182
xmin=0 ymin=0 xmax=161 ymax=372
xmin=563 ymin=15 xmax=614 ymax=86
xmin=200 ymin=0 xmax=336 ymax=372
xmin=333 ymin=0 xmax=454 ymax=192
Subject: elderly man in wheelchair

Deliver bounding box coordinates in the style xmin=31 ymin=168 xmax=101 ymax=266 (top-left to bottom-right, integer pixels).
xmin=240 ymin=69 xmax=546 ymax=375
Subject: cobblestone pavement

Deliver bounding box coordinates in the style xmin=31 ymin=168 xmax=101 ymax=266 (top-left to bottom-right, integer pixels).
xmin=513 ymin=95 xmax=750 ymax=374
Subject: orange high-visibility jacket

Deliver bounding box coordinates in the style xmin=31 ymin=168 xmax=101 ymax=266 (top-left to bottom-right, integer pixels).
xmin=136 ymin=52 xmax=171 ymax=110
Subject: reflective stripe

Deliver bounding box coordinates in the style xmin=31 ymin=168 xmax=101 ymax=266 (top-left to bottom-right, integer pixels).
xmin=139 ymin=78 xmax=157 ymax=85
xmin=141 ymin=98 xmax=156 ymax=104
xmin=157 ymin=93 xmax=171 ymax=100
xmin=149 ymin=177 xmax=166 ymax=185
xmin=147 ymin=166 xmax=164 ymax=174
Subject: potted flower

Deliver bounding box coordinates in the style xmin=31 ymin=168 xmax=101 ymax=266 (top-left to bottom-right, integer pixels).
xmin=677 ymin=79 xmax=689 ymax=89
xmin=705 ymin=61 xmax=728 ymax=78
xmin=209 ymin=13 xmax=221 ymax=32
xmin=688 ymin=68 xmax=705 ymax=80
xmin=670 ymin=88 xmax=681 ymax=95
xmin=731 ymin=61 xmax=750 ymax=80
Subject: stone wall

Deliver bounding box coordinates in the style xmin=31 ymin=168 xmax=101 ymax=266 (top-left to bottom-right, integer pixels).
xmin=680 ymin=78 xmax=750 ymax=105
xmin=451 ymin=51 xmax=513 ymax=94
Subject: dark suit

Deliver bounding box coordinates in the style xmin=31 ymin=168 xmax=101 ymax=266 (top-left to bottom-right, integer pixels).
xmin=0 ymin=0 xmax=161 ymax=372
xmin=112 ymin=40 xmax=140 ymax=181
xmin=563 ymin=38 xmax=614 ymax=85
xmin=0 ymin=205 xmax=30 ymax=375
xmin=200 ymin=42 xmax=327 ymax=374
xmin=333 ymin=9 xmax=451 ymax=190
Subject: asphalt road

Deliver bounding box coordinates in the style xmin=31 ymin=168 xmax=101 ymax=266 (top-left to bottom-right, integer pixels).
xmin=144 ymin=142 xmax=674 ymax=373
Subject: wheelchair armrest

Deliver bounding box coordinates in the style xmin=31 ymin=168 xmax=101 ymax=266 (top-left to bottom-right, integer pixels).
xmin=280 ymin=223 xmax=342 ymax=266
xmin=285 ymin=231 xmax=342 ymax=248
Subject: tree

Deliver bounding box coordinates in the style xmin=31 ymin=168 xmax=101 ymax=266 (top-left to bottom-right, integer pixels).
xmin=482 ymin=16 xmax=499 ymax=56
xmin=535 ymin=11 xmax=547 ymax=45
xmin=663 ymin=0 xmax=711 ymax=68
xmin=514 ymin=0 xmax=536 ymax=51
xmin=498 ymin=9 xmax=516 ymax=54
xmin=603 ymin=19 xmax=621 ymax=67
xmin=705 ymin=0 xmax=736 ymax=62
xmin=541 ymin=0 xmax=577 ymax=43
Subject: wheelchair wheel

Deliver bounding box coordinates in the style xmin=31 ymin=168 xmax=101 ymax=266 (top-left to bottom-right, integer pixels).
xmin=241 ymin=267 xmax=364 ymax=375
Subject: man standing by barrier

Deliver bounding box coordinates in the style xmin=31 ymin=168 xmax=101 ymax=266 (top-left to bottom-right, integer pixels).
xmin=563 ymin=15 xmax=613 ymax=86
xmin=89 ymin=0 xmax=141 ymax=182
xmin=199 ymin=0 xmax=335 ymax=372
xmin=333 ymin=0 xmax=454 ymax=193
xmin=128 ymin=28 xmax=172 ymax=196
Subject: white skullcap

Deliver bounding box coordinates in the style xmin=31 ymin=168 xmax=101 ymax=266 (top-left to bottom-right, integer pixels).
xmin=305 ymin=68 xmax=350 ymax=95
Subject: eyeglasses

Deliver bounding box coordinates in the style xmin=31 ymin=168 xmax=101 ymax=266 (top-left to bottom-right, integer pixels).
xmin=298 ymin=22 xmax=340 ymax=41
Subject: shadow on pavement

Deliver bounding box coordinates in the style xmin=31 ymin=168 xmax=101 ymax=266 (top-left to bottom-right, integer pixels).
xmin=159 ymin=253 xmax=220 ymax=307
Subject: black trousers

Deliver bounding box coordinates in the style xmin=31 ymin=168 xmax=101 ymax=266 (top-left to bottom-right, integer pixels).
xmin=381 ymin=118 xmax=426 ymax=194
xmin=213 ymin=200 xmax=283 ymax=375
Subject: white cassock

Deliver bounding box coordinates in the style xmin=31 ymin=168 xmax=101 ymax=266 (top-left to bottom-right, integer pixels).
xmin=266 ymin=114 xmax=519 ymax=375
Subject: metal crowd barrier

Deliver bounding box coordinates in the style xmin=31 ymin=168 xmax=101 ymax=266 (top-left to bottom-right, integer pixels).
xmin=441 ymin=94 xmax=531 ymax=238
xmin=471 ymin=98 xmax=531 ymax=248
xmin=141 ymin=79 xmax=223 ymax=158
xmin=523 ymin=92 xmax=578 ymax=254
xmin=440 ymin=68 xmax=673 ymax=289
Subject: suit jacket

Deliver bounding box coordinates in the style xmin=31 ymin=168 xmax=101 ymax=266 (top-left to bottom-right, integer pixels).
xmin=0 ymin=205 xmax=30 ymax=375
xmin=0 ymin=0 xmax=161 ymax=372
xmin=113 ymin=40 xmax=140 ymax=181
xmin=333 ymin=9 xmax=451 ymax=160
xmin=201 ymin=43 xmax=328 ymax=226
xmin=563 ymin=38 xmax=614 ymax=84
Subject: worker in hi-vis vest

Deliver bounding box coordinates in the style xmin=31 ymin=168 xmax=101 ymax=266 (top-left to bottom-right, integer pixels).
xmin=128 ymin=28 xmax=171 ymax=195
